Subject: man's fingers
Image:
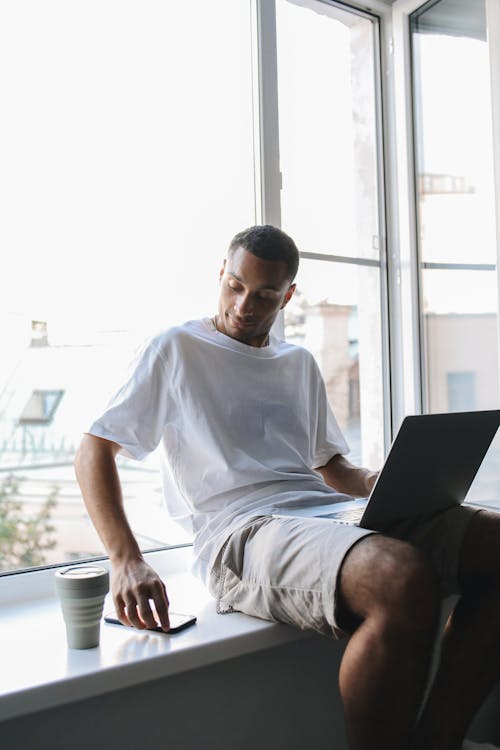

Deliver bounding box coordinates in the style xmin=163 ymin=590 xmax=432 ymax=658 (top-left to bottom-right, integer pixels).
xmin=123 ymin=592 xmax=170 ymax=632
xmin=152 ymin=584 xmax=170 ymax=632
xmin=115 ymin=597 xmax=132 ymax=627
xmin=137 ymin=596 xmax=161 ymax=630
xmin=124 ymin=595 xmax=146 ymax=629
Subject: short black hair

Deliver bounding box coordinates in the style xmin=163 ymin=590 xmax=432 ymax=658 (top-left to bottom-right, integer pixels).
xmin=228 ymin=225 xmax=299 ymax=281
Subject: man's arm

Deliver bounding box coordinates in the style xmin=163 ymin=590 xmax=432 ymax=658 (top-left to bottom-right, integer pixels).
xmin=316 ymin=453 xmax=379 ymax=498
xmin=74 ymin=433 xmax=170 ymax=631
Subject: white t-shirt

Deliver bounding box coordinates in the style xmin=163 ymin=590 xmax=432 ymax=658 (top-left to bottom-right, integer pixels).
xmin=88 ymin=318 xmax=349 ymax=583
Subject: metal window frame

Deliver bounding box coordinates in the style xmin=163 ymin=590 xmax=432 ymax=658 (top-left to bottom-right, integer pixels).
xmin=393 ymin=0 xmax=500 ymax=414
xmin=251 ymin=0 xmax=282 ymax=228
xmin=487 ymin=0 xmax=500 ymax=390
xmin=408 ymin=0 xmax=500 ymax=412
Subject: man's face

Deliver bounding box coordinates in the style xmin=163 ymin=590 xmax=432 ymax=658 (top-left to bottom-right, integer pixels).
xmin=217 ymin=246 xmax=296 ymax=347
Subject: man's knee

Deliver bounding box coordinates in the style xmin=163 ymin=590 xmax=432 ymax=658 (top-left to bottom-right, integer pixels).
xmin=338 ymin=534 xmax=440 ymax=628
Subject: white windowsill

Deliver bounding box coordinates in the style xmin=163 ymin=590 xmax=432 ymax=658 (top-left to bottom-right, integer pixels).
xmin=0 ymin=546 xmax=310 ymax=723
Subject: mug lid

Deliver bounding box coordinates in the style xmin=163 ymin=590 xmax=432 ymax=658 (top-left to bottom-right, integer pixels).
xmin=55 ymin=565 xmax=109 ymax=594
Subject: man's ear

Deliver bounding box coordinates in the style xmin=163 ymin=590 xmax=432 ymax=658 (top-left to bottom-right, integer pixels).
xmin=280 ymin=283 xmax=296 ymax=309
xmin=219 ymin=259 xmax=226 ymax=283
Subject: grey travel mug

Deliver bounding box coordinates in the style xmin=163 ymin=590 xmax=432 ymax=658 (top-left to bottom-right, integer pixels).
xmin=55 ymin=565 xmax=110 ymax=649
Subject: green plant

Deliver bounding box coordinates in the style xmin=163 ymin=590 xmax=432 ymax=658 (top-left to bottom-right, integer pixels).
xmin=0 ymin=474 xmax=58 ymax=571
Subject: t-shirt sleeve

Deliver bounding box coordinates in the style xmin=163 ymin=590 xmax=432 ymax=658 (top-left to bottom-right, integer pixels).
xmin=310 ymin=359 xmax=349 ymax=468
xmin=87 ymin=338 xmax=170 ymax=461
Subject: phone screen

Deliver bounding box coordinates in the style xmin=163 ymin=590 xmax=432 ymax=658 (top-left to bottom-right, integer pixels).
xmin=104 ymin=610 xmax=197 ymax=633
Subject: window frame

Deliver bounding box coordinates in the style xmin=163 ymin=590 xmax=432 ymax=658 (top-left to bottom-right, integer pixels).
xmin=1 ymin=0 xmax=395 ymax=577
xmin=0 ymin=0 xmax=260 ymax=576
xmin=409 ymin=0 xmax=499 ymax=413
xmin=393 ymin=0 xmax=500 ymax=415
xmin=265 ymin=0 xmax=395 ymax=455
xmin=6 ymin=0 xmax=474 ymax=578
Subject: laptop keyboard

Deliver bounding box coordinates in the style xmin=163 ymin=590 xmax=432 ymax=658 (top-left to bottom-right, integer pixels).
xmin=319 ymin=508 xmax=364 ymax=524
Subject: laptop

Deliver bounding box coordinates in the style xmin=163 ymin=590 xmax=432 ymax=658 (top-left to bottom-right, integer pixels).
xmin=272 ymin=410 xmax=500 ymax=531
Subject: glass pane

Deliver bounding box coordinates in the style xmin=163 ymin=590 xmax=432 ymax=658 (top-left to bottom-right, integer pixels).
xmin=422 ymin=269 xmax=499 ymax=413
xmin=411 ymin=0 xmax=496 ymax=265
xmin=276 ymin=0 xmax=380 ymax=260
xmin=285 ymin=258 xmax=384 ymax=470
xmin=0 ymin=0 xmax=255 ymax=573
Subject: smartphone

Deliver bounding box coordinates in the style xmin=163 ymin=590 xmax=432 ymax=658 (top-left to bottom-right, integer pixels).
xmin=104 ymin=610 xmax=197 ymax=633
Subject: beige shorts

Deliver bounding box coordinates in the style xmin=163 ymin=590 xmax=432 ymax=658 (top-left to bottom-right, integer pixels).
xmin=208 ymin=505 xmax=480 ymax=639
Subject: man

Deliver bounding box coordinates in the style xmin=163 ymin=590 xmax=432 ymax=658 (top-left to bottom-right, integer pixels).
xmin=75 ymin=225 xmax=500 ymax=750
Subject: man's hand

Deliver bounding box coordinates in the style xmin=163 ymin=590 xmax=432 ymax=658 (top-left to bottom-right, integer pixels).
xmin=317 ymin=454 xmax=380 ymax=498
xmin=364 ymin=469 xmax=379 ymax=495
xmin=112 ymin=556 xmax=170 ymax=632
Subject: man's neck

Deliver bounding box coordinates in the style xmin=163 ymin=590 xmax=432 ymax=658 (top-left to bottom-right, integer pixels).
xmin=212 ymin=315 xmax=270 ymax=348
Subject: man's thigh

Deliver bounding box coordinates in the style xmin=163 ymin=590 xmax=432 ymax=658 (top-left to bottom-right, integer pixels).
xmin=209 ymin=515 xmax=374 ymax=638
xmin=383 ymin=504 xmax=481 ymax=597
xmin=209 ymin=506 xmax=479 ymax=637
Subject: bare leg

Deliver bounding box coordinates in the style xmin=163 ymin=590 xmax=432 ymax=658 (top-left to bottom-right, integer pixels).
xmin=337 ymin=534 xmax=440 ymax=750
xmin=412 ymin=510 xmax=500 ymax=750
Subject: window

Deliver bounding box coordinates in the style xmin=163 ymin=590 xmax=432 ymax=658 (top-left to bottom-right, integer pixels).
xmin=447 ymin=372 xmax=476 ymax=412
xmin=1 ymin=0 xmax=390 ymax=575
xmin=19 ymin=390 xmax=64 ymax=426
xmin=411 ymin=0 xmax=500 ymax=506
xmin=7 ymin=0 xmax=471 ymax=574
xmin=1 ymin=0 xmax=255 ymax=573
xmin=278 ymin=0 xmax=387 ymax=468
xmin=411 ymin=0 xmax=499 ymax=414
